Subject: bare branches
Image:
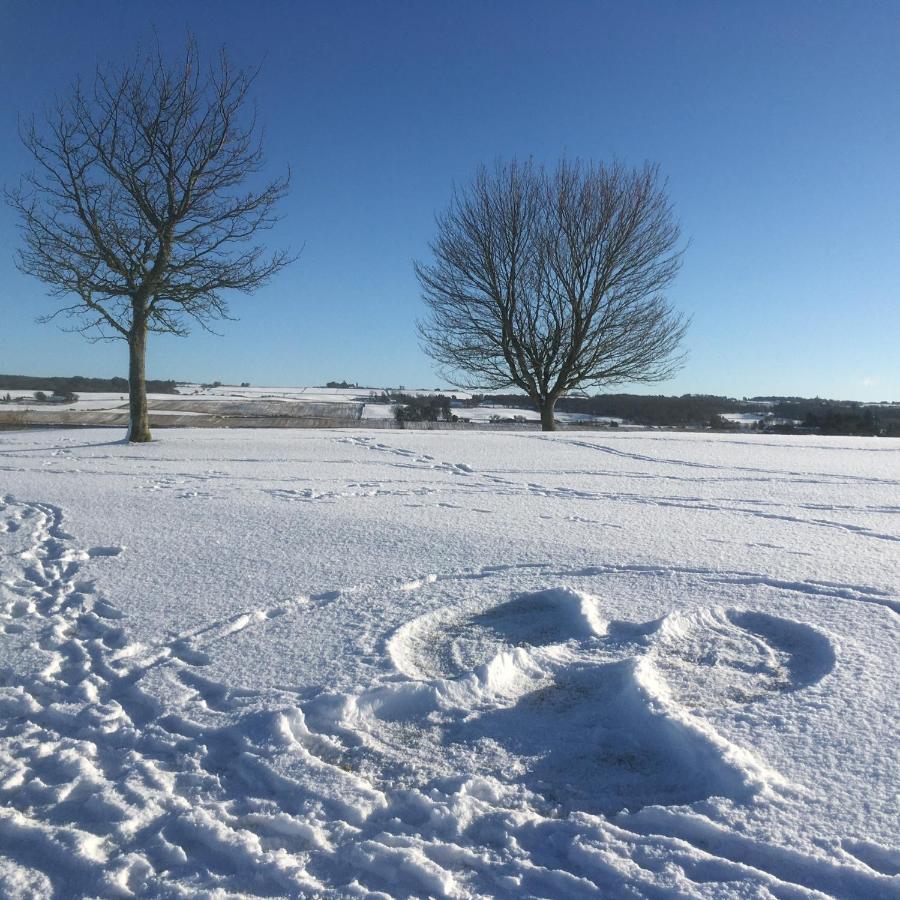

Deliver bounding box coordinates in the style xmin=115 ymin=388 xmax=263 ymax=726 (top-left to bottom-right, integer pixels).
xmin=5 ymin=35 xmax=294 ymax=442
xmin=5 ymin=35 xmax=293 ymax=340
xmin=416 ymin=158 xmax=689 ymax=428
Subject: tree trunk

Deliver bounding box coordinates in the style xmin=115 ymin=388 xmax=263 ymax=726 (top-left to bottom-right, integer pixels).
xmin=539 ymin=397 xmax=557 ymax=432
xmin=127 ymin=323 xmax=152 ymax=442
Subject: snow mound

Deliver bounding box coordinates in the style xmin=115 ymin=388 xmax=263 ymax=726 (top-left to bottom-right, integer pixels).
xmin=650 ymin=605 xmax=836 ymax=708
xmin=388 ymin=586 xmax=607 ymax=679
xmin=312 ymin=590 xmax=822 ymax=818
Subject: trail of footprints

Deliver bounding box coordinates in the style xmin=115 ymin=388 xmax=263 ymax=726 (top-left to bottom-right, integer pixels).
xmin=122 ymin=435 xmax=898 ymax=545
xmin=333 ymin=436 xmax=900 ymax=543
xmin=0 ymin=496 xmax=347 ymax=896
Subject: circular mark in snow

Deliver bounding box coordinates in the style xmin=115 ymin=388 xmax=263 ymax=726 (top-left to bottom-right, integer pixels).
xmin=301 ymin=564 xmax=844 ymax=817
xmin=388 ymin=586 xmax=606 ymax=680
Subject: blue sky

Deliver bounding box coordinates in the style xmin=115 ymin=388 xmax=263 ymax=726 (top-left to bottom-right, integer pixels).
xmin=1 ymin=0 xmax=898 ymax=400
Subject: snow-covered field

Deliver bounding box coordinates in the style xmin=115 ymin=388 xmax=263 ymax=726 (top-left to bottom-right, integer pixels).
xmin=1 ymin=386 xmax=617 ymax=425
xmin=0 ymin=427 xmax=897 ymax=898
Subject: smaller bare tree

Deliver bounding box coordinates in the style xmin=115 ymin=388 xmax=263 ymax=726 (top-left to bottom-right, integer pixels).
xmin=6 ymin=37 xmax=293 ymax=441
xmin=416 ymin=159 xmax=689 ymax=430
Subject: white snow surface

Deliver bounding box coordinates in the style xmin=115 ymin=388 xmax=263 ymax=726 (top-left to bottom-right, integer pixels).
xmin=0 ymin=427 xmax=897 ymax=898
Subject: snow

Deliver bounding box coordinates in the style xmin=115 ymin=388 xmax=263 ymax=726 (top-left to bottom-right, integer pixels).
xmin=722 ymin=412 xmax=766 ymax=425
xmin=0 ymin=427 xmax=897 ymax=898
xmin=360 ymin=403 xmax=397 ymax=420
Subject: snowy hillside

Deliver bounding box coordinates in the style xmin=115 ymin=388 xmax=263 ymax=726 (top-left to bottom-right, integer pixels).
xmin=0 ymin=428 xmax=897 ymax=897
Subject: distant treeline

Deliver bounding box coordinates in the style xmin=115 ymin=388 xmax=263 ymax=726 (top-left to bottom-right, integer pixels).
xmin=482 ymin=393 xmax=767 ymax=427
xmin=768 ymin=398 xmax=900 ymax=437
xmin=480 ymin=393 xmax=900 ymax=435
xmin=0 ymin=375 xmax=180 ymax=394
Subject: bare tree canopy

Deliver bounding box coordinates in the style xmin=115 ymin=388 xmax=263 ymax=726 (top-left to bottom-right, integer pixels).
xmin=416 ymin=158 xmax=689 ymax=430
xmin=6 ymin=37 xmax=293 ymax=441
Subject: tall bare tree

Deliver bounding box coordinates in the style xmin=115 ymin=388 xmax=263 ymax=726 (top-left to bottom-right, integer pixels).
xmin=416 ymin=159 xmax=689 ymax=430
xmin=6 ymin=38 xmax=293 ymax=441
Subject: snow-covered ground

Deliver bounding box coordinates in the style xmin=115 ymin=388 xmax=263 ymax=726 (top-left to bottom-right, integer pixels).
xmin=721 ymin=412 xmax=767 ymax=426
xmin=0 ymin=428 xmax=897 ymax=898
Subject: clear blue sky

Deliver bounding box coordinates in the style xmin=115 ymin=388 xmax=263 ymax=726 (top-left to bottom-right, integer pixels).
xmin=1 ymin=0 xmax=898 ymax=400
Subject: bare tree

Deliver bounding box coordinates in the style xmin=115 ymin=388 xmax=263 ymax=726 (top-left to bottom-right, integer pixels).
xmin=6 ymin=37 xmax=293 ymax=441
xmin=416 ymin=159 xmax=689 ymax=430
